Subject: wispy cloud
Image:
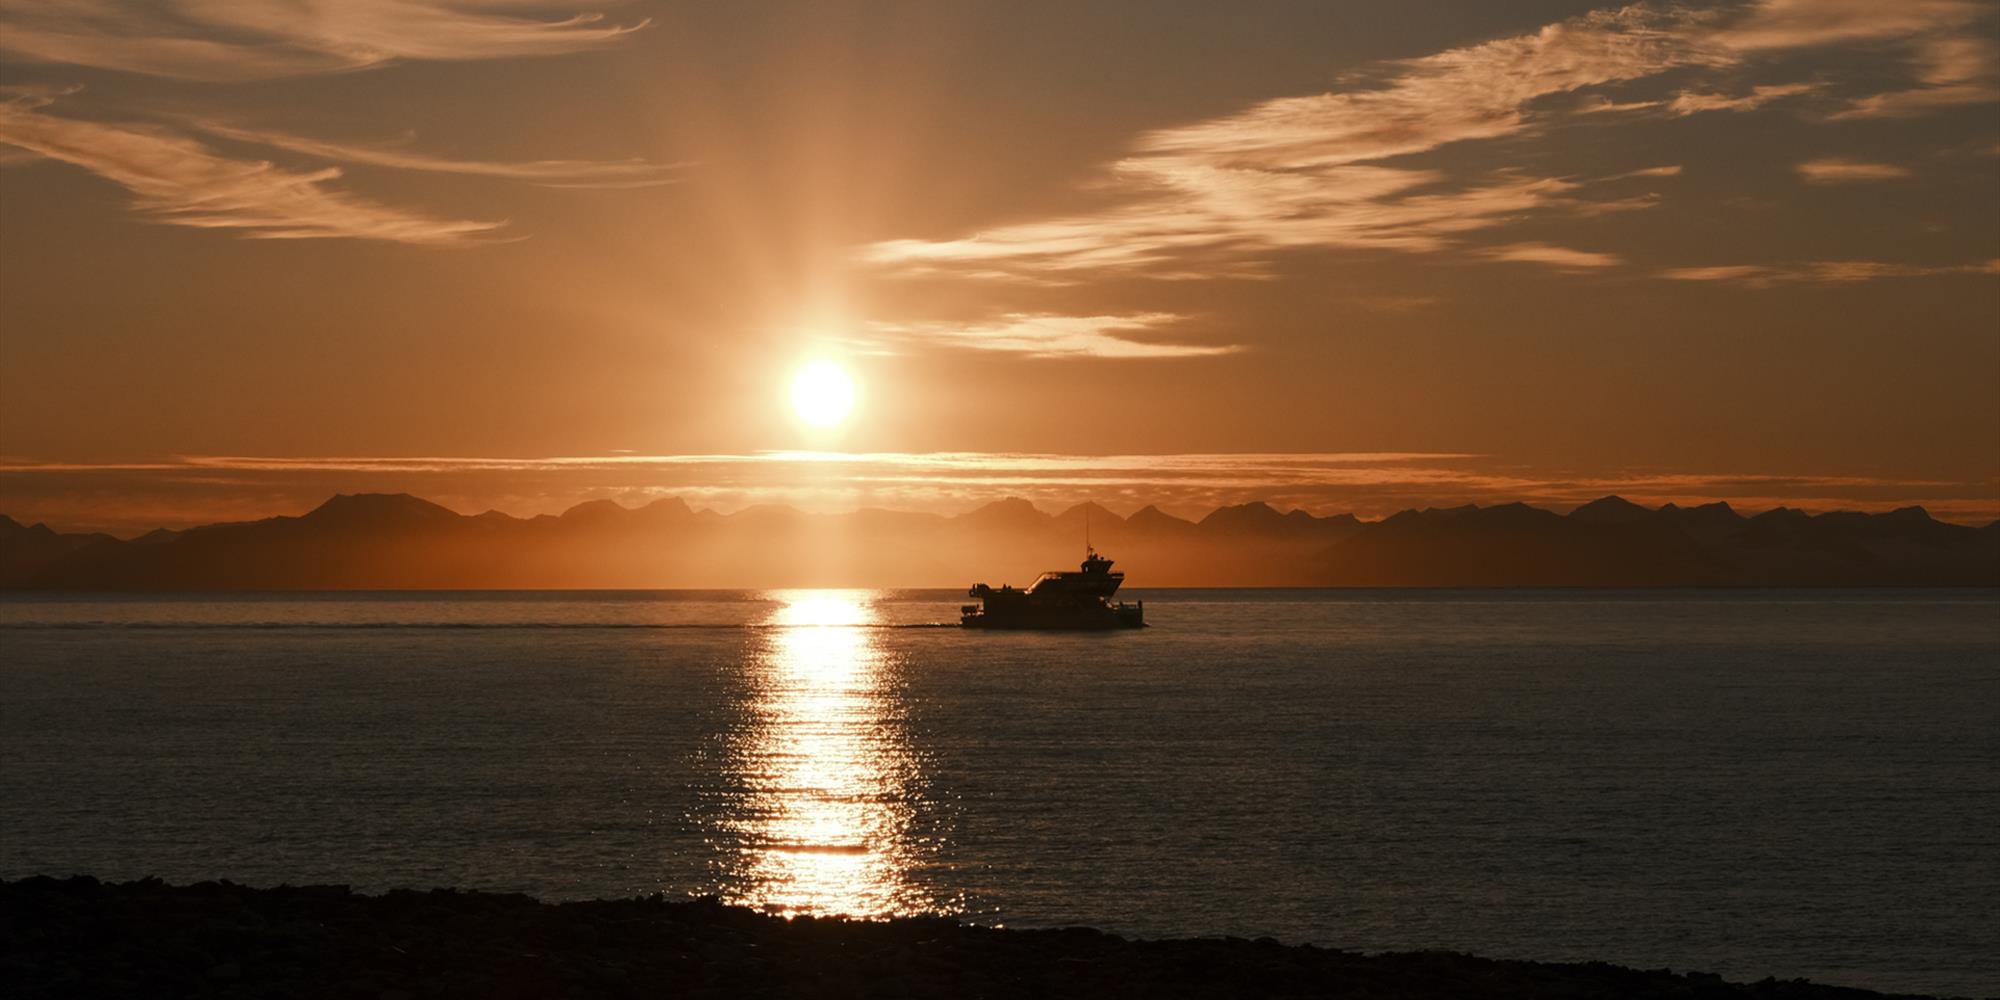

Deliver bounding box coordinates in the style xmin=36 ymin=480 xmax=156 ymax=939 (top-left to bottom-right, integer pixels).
xmin=864 ymin=171 xmax=1591 ymax=280
xmin=0 ymin=1 xmax=647 ymax=82
xmin=1715 ymin=0 xmax=1989 ymax=52
xmin=1795 ymin=157 xmax=1912 ymax=184
xmin=0 ymin=94 xmax=505 ymax=244
xmin=191 ymin=120 xmax=684 ymax=189
xmin=862 ymin=0 xmax=1996 ymax=306
xmin=0 ymin=143 xmax=44 ymax=167
xmin=1613 ymin=165 xmax=1683 ymax=179
xmin=864 ymin=6 xmax=1725 ymax=282
xmin=1477 ymin=242 xmax=1623 ymax=270
xmin=0 ymin=451 xmax=1479 ymax=476
xmin=0 ymin=2 xmax=660 ymax=242
xmin=1668 ymin=82 xmax=1821 ymax=116
xmin=863 ymin=313 xmax=1240 ymax=359
xmin=1711 ymin=2 xmax=1999 ymax=120
xmin=1572 ymin=95 xmax=1667 ymax=115
xmin=1830 ymin=35 xmax=2000 ymax=119
xmin=1660 ymin=259 xmax=2000 ymax=285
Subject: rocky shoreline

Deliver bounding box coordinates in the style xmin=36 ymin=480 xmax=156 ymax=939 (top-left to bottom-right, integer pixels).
xmin=0 ymin=877 xmax=1943 ymax=999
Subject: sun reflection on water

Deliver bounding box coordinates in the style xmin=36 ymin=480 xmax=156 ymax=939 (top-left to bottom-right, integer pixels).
xmin=714 ymin=590 xmax=935 ymax=919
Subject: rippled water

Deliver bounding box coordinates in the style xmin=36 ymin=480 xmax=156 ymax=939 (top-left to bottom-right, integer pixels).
xmin=2 ymin=590 xmax=1995 ymax=996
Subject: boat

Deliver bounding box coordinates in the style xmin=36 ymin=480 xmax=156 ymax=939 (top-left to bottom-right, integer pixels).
xmin=960 ymin=547 xmax=1145 ymax=629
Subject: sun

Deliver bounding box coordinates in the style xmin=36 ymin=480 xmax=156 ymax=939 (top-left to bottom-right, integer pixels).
xmin=790 ymin=360 xmax=857 ymax=428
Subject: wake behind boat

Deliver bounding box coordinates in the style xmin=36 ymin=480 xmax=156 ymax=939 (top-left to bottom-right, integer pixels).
xmin=961 ymin=548 xmax=1145 ymax=630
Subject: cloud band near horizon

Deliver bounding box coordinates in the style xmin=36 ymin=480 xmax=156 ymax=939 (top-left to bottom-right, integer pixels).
xmin=3 ymin=451 xmax=1993 ymax=535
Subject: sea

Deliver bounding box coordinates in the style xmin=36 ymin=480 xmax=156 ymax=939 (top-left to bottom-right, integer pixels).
xmin=1 ymin=590 xmax=1994 ymax=996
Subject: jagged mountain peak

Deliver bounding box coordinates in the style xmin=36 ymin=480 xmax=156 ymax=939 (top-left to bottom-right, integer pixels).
xmin=958 ymin=497 xmax=1049 ymax=527
xmin=303 ymin=493 xmax=459 ymax=525
xmin=1198 ymin=501 xmax=1283 ymax=527
xmin=560 ymin=498 xmax=630 ymax=520
xmin=1126 ymin=505 xmax=1196 ymax=532
xmin=639 ymin=496 xmax=694 ymax=517
xmin=1054 ymin=501 xmax=1124 ymax=525
xmin=1568 ymin=495 xmax=1652 ymax=524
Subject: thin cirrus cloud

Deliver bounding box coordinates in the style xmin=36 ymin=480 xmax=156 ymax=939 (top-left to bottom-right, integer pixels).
xmin=0 ymin=1 xmax=648 ymax=82
xmin=862 ymin=313 xmax=1242 ymax=359
xmin=864 ymin=5 xmax=1731 ymax=281
xmin=1794 ymin=157 xmax=1912 ymax=183
xmin=0 ymin=450 xmax=1507 ymax=516
xmin=1659 ymin=260 xmax=2000 ymax=286
xmin=191 ymin=121 xmax=685 ymax=189
xmin=0 ymin=1 xmax=663 ymax=243
xmin=1830 ymin=35 xmax=2000 ymax=119
xmin=862 ymin=1 xmax=1997 ymax=290
xmin=1715 ymin=0 xmax=1989 ymax=52
xmin=1477 ymin=242 xmax=1623 ymax=270
xmin=1614 ymin=165 xmax=1683 ymax=179
xmin=0 ymin=94 xmax=506 ymax=245
xmin=1667 ymin=81 xmax=1822 ymax=116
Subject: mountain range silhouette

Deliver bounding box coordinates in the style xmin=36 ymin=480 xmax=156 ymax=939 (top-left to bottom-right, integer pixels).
xmin=3 ymin=493 xmax=1995 ymax=589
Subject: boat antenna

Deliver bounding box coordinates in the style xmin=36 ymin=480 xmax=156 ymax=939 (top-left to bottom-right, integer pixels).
xmin=1085 ymin=502 xmax=1093 ymax=556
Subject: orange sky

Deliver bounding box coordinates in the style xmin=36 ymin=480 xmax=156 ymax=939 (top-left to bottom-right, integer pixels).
xmin=2 ymin=1 xmax=1997 ymax=534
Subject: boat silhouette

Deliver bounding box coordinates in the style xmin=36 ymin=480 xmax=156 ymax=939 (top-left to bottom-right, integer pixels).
xmin=960 ymin=536 xmax=1145 ymax=630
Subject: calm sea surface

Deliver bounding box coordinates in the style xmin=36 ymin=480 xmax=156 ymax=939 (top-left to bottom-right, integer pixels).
xmin=1 ymin=590 xmax=1995 ymax=995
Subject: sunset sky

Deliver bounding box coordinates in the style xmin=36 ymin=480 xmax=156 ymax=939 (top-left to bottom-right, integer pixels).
xmin=2 ymin=0 xmax=1996 ymax=533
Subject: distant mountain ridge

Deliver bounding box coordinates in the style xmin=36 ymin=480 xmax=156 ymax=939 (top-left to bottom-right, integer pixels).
xmin=2 ymin=494 xmax=1995 ymax=590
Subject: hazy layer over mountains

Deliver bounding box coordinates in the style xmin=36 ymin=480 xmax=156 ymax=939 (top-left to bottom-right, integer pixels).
xmin=3 ymin=493 xmax=1996 ymax=590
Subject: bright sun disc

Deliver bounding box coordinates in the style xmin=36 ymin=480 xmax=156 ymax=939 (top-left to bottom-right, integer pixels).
xmin=791 ymin=360 xmax=856 ymax=428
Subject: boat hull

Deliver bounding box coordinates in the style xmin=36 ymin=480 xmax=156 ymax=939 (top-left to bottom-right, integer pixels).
xmin=960 ymin=603 xmax=1145 ymax=630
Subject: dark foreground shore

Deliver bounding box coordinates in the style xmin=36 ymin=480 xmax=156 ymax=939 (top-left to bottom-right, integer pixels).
xmin=0 ymin=877 xmax=1942 ymax=999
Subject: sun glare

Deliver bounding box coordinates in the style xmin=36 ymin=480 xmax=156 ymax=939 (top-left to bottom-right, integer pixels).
xmin=791 ymin=360 xmax=857 ymax=428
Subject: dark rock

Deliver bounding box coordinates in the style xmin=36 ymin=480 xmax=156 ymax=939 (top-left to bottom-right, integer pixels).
xmin=0 ymin=876 xmax=1947 ymax=1000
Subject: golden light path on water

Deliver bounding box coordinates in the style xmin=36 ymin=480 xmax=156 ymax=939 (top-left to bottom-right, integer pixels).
xmin=714 ymin=591 xmax=937 ymax=919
